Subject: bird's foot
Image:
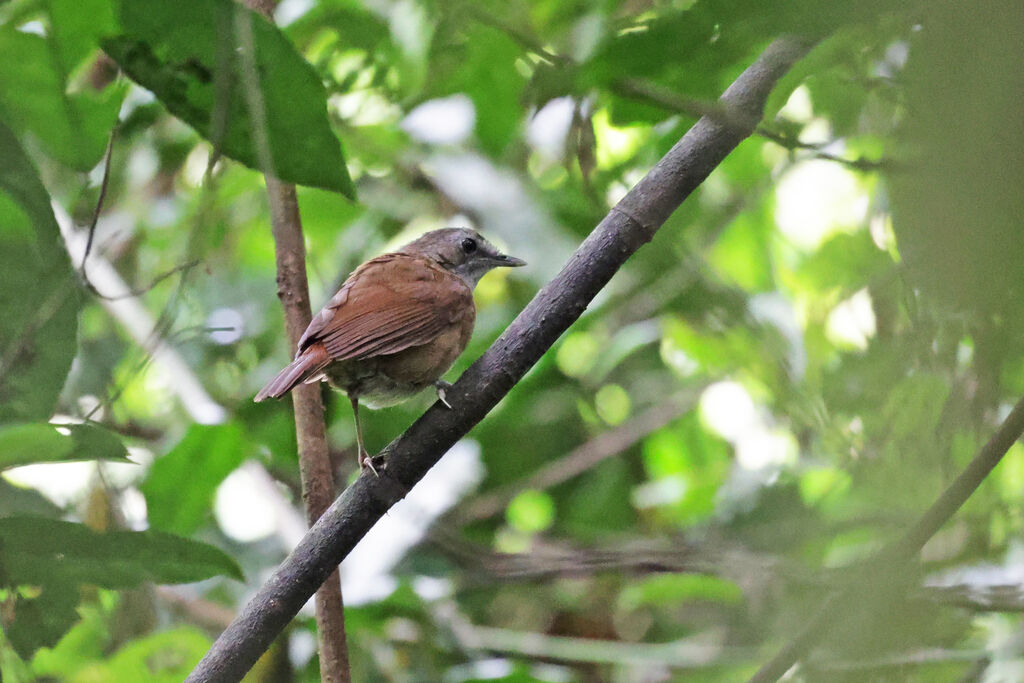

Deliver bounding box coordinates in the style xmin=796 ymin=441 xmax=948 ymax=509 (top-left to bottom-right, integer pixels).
xmin=434 ymin=380 xmax=453 ymax=409
xmin=359 ymin=450 xmax=380 ymax=477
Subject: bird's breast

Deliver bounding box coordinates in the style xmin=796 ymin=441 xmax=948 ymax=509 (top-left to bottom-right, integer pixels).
xmin=324 ymin=309 xmax=475 ymax=407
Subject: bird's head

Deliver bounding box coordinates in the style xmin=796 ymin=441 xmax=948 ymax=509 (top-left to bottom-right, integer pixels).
xmin=399 ymin=228 xmax=526 ymax=287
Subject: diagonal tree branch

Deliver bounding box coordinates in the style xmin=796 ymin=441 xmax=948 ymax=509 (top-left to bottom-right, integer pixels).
xmin=613 ymin=77 xmax=890 ymax=171
xmin=185 ymin=35 xmax=815 ymax=683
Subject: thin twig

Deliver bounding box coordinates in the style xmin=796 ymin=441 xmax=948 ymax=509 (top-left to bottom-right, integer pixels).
xmin=614 ymin=78 xmax=766 ymax=134
xmin=72 ymin=127 xmax=201 ymax=303
xmin=754 ymin=126 xmax=891 ymax=171
xmin=917 ymin=583 xmax=1024 ymax=613
xmin=157 ymin=587 xmax=235 ymax=631
xmin=615 ymin=77 xmax=889 ymax=171
xmin=234 ymin=3 xmax=350 ymax=682
xmin=447 ymin=616 xmax=745 ymax=668
xmin=465 ymin=7 xmax=567 ymax=65
xmin=89 ymin=259 xmax=200 ymax=300
xmin=806 ymin=648 xmax=988 ymax=673
xmin=53 ymin=202 xmax=227 ymax=425
xmin=185 ymin=35 xmax=815 ymax=683
xmin=80 ymin=130 xmax=115 ymax=271
xmin=432 ymin=532 xmax=785 ymax=587
xmin=76 ymin=129 xmax=197 ymax=304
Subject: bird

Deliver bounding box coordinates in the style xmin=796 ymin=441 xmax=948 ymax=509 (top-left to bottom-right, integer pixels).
xmin=254 ymin=228 xmax=525 ymax=472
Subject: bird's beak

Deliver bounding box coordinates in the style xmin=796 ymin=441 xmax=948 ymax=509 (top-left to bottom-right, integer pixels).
xmin=494 ymin=253 xmax=526 ymax=267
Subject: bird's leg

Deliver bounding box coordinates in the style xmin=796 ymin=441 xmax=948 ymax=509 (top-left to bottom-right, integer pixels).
xmin=350 ymin=395 xmax=378 ymax=476
xmin=434 ymin=380 xmax=453 ymax=409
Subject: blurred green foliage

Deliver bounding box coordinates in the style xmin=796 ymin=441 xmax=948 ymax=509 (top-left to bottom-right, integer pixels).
xmin=0 ymin=0 xmax=1022 ymax=680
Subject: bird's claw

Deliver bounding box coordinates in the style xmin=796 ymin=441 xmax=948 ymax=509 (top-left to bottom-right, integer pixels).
xmin=359 ymin=451 xmax=380 ymax=477
xmin=434 ymin=380 xmax=453 ymax=409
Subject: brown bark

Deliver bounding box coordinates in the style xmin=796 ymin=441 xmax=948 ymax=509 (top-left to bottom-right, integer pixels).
xmin=234 ymin=4 xmax=350 ymax=682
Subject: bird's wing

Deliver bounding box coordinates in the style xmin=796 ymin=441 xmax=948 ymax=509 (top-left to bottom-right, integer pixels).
xmin=297 ymin=253 xmax=474 ymax=361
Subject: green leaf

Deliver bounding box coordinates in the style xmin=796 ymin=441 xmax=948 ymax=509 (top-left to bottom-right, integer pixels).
xmin=102 ymin=0 xmax=355 ymax=196
xmin=619 ymin=574 xmax=742 ymax=611
xmin=0 ymin=121 xmax=81 ymax=422
xmin=0 ymin=30 xmax=123 ymax=171
xmin=555 ymin=331 xmax=601 ymax=379
xmin=506 ymin=490 xmax=555 ymax=533
xmin=764 ymin=27 xmax=854 ymax=121
xmin=48 ymin=0 xmax=118 ymax=69
xmin=641 ymin=414 xmax=730 ymax=524
xmin=141 ymin=423 xmax=246 ymax=535
xmin=595 ymin=383 xmax=631 ymax=426
xmin=27 ymin=599 xmax=109 ymax=677
xmin=586 ymin=0 xmax=893 ymax=126
xmin=562 ymin=458 xmax=635 ymax=540
xmin=103 ymin=627 xmax=212 ymax=682
xmin=0 ymin=517 xmax=243 ymax=587
xmin=63 ymin=424 xmax=133 ymax=464
xmin=0 ymin=479 xmax=62 ymax=519
xmin=3 ymin=581 xmax=81 ymax=660
xmin=0 ymin=423 xmax=132 ymax=470
xmin=794 ymin=229 xmax=892 ymax=295
xmin=286 ymin=0 xmax=390 ymax=54
xmin=459 ymin=26 xmax=526 ymax=157
xmin=708 ymin=200 xmax=774 ymax=291
xmin=662 ymin=316 xmax=758 ymax=374
xmin=881 ymin=373 xmax=950 ymax=445
xmin=0 ymin=424 xmax=70 ymax=469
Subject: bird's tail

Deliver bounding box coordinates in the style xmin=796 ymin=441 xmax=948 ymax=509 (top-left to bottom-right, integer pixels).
xmin=254 ymin=344 xmax=330 ymax=402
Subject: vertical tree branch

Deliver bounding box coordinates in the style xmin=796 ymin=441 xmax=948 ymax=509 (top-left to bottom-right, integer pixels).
xmin=262 ymin=178 xmax=350 ymax=683
xmin=234 ymin=3 xmax=350 ymax=682
xmin=186 ymin=35 xmax=813 ymax=683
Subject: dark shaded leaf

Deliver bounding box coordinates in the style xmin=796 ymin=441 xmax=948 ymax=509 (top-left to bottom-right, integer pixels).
xmin=102 ymin=0 xmax=355 ymax=196
xmin=3 ymin=580 xmax=81 ymax=659
xmin=0 ymin=121 xmax=81 ymax=422
xmin=0 ymin=517 xmax=243 ymax=587
xmin=0 ymin=478 xmax=62 ymax=519
xmin=0 ymin=422 xmax=132 ymax=470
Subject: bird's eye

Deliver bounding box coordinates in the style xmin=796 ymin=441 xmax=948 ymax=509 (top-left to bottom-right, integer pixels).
xmin=461 ymin=238 xmax=477 ymax=254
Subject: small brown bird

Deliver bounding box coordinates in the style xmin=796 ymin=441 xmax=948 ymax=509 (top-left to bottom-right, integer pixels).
xmin=255 ymin=228 xmax=525 ymax=471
